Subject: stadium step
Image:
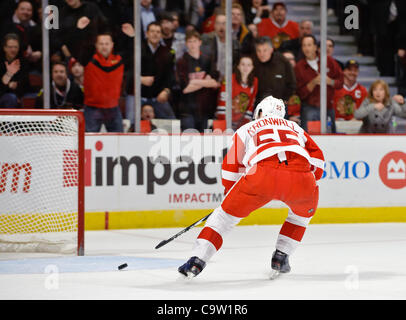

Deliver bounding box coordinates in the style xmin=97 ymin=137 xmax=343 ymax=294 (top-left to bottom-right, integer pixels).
xmin=335 ymin=55 xmax=376 ymax=65
xmin=329 ymin=34 xmax=357 ymax=44
xmin=286 ymin=0 xmax=401 ymax=96
xmin=283 ymin=0 xmax=320 ymax=5
xmin=357 ymin=66 xmax=380 ymax=77
xmin=313 ymin=24 xmax=340 ymax=35
xmin=333 ymin=45 xmax=358 ymax=56
xmin=358 ymin=76 xmax=396 ymax=86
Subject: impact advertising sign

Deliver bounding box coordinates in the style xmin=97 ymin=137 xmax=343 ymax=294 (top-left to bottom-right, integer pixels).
xmin=84 ymin=134 xmax=406 ymax=212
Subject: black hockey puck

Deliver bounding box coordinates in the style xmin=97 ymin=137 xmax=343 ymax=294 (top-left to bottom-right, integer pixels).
xmin=118 ymin=263 xmax=128 ymax=270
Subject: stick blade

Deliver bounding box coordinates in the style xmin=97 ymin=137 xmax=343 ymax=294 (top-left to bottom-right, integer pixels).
xmin=155 ymin=240 xmax=169 ymax=249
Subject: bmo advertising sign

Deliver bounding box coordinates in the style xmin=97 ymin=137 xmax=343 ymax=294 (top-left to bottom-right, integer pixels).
xmin=314 ymin=135 xmax=406 ymax=207
xmin=82 ymin=134 xmax=406 ymax=212
xmin=379 ymin=151 xmax=406 ymax=189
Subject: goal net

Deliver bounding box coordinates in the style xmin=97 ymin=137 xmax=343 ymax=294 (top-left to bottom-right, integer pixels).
xmin=0 ymin=109 xmax=84 ymax=255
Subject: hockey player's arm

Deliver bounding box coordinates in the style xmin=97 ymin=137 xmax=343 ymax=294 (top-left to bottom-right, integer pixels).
xmin=304 ymin=132 xmax=325 ymax=180
xmin=221 ymin=132 xmax=246 ymax=194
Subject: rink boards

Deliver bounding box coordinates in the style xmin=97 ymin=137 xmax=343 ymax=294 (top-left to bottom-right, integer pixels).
xmin=82 ymin=133 xmax=406 ymax=229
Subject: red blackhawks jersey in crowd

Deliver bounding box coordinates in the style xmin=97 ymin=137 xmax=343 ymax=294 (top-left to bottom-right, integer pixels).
xmin=221 ymin=116 xmax=325 ymax=194
xmin=216 ymin=73 xmax=258 ymax=130
xmin=333 ymin=83 xmax=368 ymax=120
xmin=257 ymin=18 xmax=299 ymax=49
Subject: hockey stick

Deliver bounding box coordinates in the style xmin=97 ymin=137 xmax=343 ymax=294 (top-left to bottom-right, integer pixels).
xmin=154 ymin=212 xmax=212 ymax=249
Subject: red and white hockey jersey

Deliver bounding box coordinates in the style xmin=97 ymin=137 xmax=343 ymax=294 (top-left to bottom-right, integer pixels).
xmin=216 ymin=74 xmax=258 ymax=130
xmin=221 ymin=116 xmax=325 ymax=194
xmin=333 ymin=83 xmax=368 ymax=120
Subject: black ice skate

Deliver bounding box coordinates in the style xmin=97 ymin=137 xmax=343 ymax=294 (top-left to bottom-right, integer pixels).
xmin=270 ymin=250 xmax=291 ymax=280
xmin=178 ymin=256 xmax=206 ymax=278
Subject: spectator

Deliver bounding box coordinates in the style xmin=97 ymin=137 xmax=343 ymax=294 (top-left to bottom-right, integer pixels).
xmin=0 ymin=33 xmax=29 ymax=108
xmin=247 ymin=22 xmax=258 ymax=39
xmin=169 ymin=11 xmax=184 ymax=34
xmin=279 ymin=19 xmax=313 ymax=62
xmin=0 ymin=0 xmax=19 ymax=26
xmin=0 ymin=0 xmax=42 ymax=70
xmin=252 ymin=36 xmax=296 ymax=107
xmin=231 ymin=3 xmax=255 ymax=55
xmin=140 ymin=0 xmax=162 ymax=39
xmin=216 ymin=55 xmax=258 ymax=130
xmin=137 ymin=21 xmax=176 ymax=120
xmin=153 ymin=0 xmax=203 ymax=31
xmin=81 ymin=32 xmax=125 ymax=132
xmin=323 ymin=38 xmax=343 ymax=69
xmin=395 ymin=0 xmax=406 ymax=82
xmin=200 ymin=2 xmax=223 ymax=35
xmin=125 ymin=21 xmax=176 ymax=126
xmin=68 ymin=57 xmax=84 ymax=89
xmin=256 ymin=2 xmax=299 ymax=50
xmin=99 ymin=2 xmax=139 ymax=56
xmin=35 ymin=62 xmax=84 ymax=109
xmin=333 ymin=60 xmax=368 ymax=121
xmin=395 ymin=0 xmax=406 ymax=97
xmin=176 ymin=30 xmax=219 ymax=132
xmin=159 ymin=11 xmax=186 ymax=61
xmin=141 ymin=103 xmax=155 ymax=121
xmin=140 ymin=103 xmax=157 ymax=132
xmin=185 ymin=23 xmax=198 ymax=34
xmin=282 ymin=50 xmax=301 ymax=124
xmin=396 ymin=48 xmax=406 ymax=97
xmin=58 ymin=0 xmax=108 ymax=61
xmin=242 ymin=0 xmax=271 ymax=26
xmin=201 ymin=11 xmax=240 ymax=83
xmin=354 ymin=79 xmax=406 ymax=133
xmin=367 ymin=0 xmax=397 ymax=76
xmin=294 ymin=34 xmax=343 ymax=133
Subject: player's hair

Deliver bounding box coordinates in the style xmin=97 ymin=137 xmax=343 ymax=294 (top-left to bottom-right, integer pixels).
xmin=368 ymin=79 xmax=390 ymax=106
xmin=234 ymin=55 xmax=255 ymax=87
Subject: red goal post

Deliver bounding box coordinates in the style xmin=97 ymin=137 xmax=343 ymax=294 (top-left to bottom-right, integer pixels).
xmin=0 ymin=109 xmax=85 ymax=255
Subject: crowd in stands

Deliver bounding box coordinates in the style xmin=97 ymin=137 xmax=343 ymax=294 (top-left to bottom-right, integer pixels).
xmin=1 ymin=0 xmax=406 ymax=134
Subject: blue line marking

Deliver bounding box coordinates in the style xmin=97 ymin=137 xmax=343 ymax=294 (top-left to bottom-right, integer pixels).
xmin=0 ymin=256 xmax=183 ymax=274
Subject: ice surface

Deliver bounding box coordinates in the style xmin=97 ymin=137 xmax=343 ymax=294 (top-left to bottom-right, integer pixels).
xmin=0 ymin=223 xmax=405 ymax=300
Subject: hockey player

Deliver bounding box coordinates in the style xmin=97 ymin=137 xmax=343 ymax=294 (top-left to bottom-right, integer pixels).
xmin=178 ymin=95 xmax=325 ymax=279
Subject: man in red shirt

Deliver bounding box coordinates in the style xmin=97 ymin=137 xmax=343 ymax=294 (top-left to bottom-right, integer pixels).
xmin=333 ymin=60 xmax=368 ymax=120
xmin=294 ymin=35 xmax=343 ymax=132
xmin=256 ymin=2 xmax=299 ymax=50
xmin=82 ymin=32 xmax=124 ymax=132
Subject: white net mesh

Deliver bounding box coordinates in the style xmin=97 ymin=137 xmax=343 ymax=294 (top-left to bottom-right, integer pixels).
xmin=0 ymin=113 xmax=81 ymax=254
